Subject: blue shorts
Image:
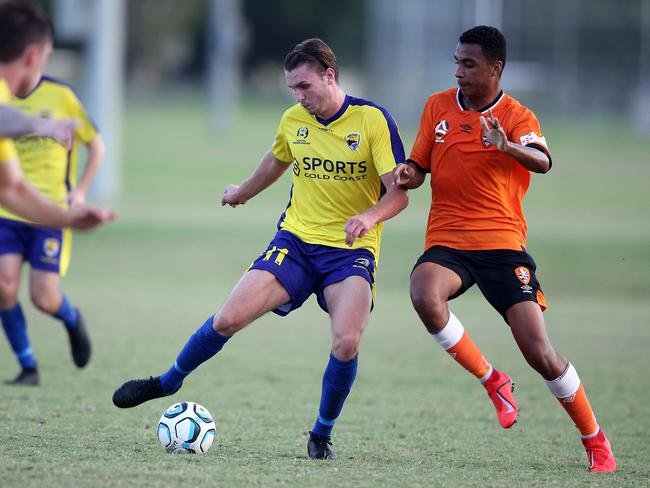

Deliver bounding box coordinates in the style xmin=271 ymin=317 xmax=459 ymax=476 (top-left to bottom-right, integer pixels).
xmin=250 ymin=230 xmax=376 ymax=316
xmin=0 ymin=218 xmax=63 ymax=272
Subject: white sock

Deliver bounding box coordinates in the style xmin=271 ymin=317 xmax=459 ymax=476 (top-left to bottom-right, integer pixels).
xmin=544 ymin=362 xmax=580 ymax=399
xmin=430 ymin=311 xmax=464 ymax=350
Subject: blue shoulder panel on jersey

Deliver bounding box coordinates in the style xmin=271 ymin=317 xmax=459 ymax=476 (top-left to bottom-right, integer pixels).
xmin=40 ymin=75 xmax=99 ymax=132
xmin=40 ymin=75 xmax=82 ymax=99
xmin=347 ymin=96 xmax=405 ymax=164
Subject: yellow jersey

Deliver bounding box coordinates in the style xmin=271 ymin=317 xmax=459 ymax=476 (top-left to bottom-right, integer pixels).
xmin=0 ymin=75 xmax=98 ymax=222
xmin=271 ymin=95 xmax=404 ymax=259
xmin=0 ymin=78 xmax=18 ymax=163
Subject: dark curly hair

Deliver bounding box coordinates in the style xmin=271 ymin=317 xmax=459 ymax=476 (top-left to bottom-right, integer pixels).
xmin=283 ymin=38 xmax=339 ymax=82
xmin=459 ymin=25 xmax=506 ymax=73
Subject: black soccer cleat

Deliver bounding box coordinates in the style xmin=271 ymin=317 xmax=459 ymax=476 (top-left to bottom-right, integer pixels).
xmin=112 ymin=376 xmax=179 ymax=408
xmin=67 ymin=309 xmax=91 ymax=368
xmin=307 ymin=431 xmax=337 ymax=460
xmin=5 ymin=368 xmax=40 ymax=386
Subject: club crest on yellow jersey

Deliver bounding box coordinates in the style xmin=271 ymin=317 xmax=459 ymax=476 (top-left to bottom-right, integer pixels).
xmin=345 ymin=132 xmax=361 ymax=151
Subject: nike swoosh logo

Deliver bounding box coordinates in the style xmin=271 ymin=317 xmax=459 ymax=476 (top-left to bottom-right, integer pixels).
xmin=496 ymin=392 xmax=514 ymax=413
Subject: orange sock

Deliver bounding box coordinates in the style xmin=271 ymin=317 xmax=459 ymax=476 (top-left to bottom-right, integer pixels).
xmin=558 ymin=384 xmax=599 ymax=437
xmin=431 ymin=312 xmax=491 ymax=380
xmin=446 ymin=332 xmax=491 ymax=379
xmin=545 ymin=363 xmax=599 ymax=437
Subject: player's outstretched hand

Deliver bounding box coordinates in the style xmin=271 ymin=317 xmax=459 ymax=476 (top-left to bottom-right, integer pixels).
xmin=344 ymin=213 xmax=374 ymax=246
xmin=67 ymin=205 xmax=115 ymax=231
xmin=479 ymin=109 xmax=508 ymax=151
xmin=221 ymin=184 xmax=245 ymax=208
xmin=394 ymin=163 xmax=415 ymax=187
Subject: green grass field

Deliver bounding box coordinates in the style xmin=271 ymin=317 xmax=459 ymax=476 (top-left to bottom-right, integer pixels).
xmin=1 ymin=97 xmax=649 ymax=487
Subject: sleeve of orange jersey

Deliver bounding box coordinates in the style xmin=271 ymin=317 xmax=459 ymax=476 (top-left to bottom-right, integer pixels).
xmin=508 ymin=106 xmax=551 ymax=159
xmin=408 ymin=97 xmax=434 ymax=172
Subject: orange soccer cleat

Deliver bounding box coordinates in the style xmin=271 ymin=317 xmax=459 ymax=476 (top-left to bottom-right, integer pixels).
xmin=582 ymin=430 xmax=617 ymax=473
xmin=483 ymin=369 xmax=519 ymax=429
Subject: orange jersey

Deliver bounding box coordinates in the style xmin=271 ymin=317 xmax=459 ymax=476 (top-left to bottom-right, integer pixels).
xmin=410 ymin=88 xmax=550 ymax=251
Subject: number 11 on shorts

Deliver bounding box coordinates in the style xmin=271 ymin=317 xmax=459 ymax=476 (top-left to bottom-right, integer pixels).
xmin=263 ymin=246 xmax=289 ymax=265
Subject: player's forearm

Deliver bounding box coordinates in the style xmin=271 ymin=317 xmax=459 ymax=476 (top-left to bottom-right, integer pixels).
xmin=0 ymin=177 xmax=69 ymax=227
xmin=504 ymin=142 xmax=550 ymax=173
xmin=364 ymin=186 xmax=409 ymax=224
xmin=0 ymin=104 xmax=44 ymax=138
xmin=0 ymin=105 xmax=66 ymax=140
xmin=238 ymin=151 xmax=289 ymax=201
xmin=76 ymin=137 xmax=105 ymax=194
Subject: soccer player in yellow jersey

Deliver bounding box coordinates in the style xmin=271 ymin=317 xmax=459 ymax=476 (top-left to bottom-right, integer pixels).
xmin=0 ymin=1 xmax=113 ymax=229
xmin=0 ymin=73 xmax=104 ymax=386
xmin=114 ymin=38 xmax=409 ymax=460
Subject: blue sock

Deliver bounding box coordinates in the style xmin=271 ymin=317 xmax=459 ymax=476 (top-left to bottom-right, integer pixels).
xmin=1 ymin=303 xmax=37 ymax=370
xmin=159 ymin=316 xmax=230 ymax=394
xmin=53 ymin=295 xmax=79 ymax=330
xmin=311 ymin=353 xmax=359 ymax=439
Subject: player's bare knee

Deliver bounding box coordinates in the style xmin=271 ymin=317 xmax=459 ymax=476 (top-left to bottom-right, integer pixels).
xmin=0 ymin=277 xmax=19 ymax=309
xmin=30 ymin=289 xmax=58 ymax=314
xmin=332 ymin=333 xmax=360 ymax=361
xmin=212 ymin=310 xmax=245 ymax=337
xmin=410 ymin=287 xmax=431 ymax=312
xmin=410 ymin=289 xmax=447 ymax=329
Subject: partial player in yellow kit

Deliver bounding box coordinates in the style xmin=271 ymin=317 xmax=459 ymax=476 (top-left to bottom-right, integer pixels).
xmin=0 ymin=1 xmax=112 ymax=386
xmin=1 ymin=75 xmax=105 ymax=385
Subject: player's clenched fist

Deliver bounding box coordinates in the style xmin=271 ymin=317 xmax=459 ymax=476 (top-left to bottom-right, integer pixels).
xmin=221 ymin=184 xmax=245 ymax=207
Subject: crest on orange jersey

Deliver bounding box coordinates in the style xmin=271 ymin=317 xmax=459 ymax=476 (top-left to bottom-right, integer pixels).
xmin=514 ymin=266 xmax=530 ymax=285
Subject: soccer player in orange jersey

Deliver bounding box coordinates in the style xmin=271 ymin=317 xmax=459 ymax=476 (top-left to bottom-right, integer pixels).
xmin=395 ymin=26 xmax=616 ymax=473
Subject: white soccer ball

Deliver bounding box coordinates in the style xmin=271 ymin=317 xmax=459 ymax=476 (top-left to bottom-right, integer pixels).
xmin=157 ymin=401 xmax=216 ymax=454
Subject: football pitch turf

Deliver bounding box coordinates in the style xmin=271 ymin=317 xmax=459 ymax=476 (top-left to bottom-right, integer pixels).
xmin=1 ymin=98 xmax=649 ymax=487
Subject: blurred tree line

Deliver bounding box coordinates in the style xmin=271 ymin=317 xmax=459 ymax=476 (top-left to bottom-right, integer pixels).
xmin=39 ymin=0 xmax=364 ymax=87
xmin=36 ymin=0 xmax=650 ymax=123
